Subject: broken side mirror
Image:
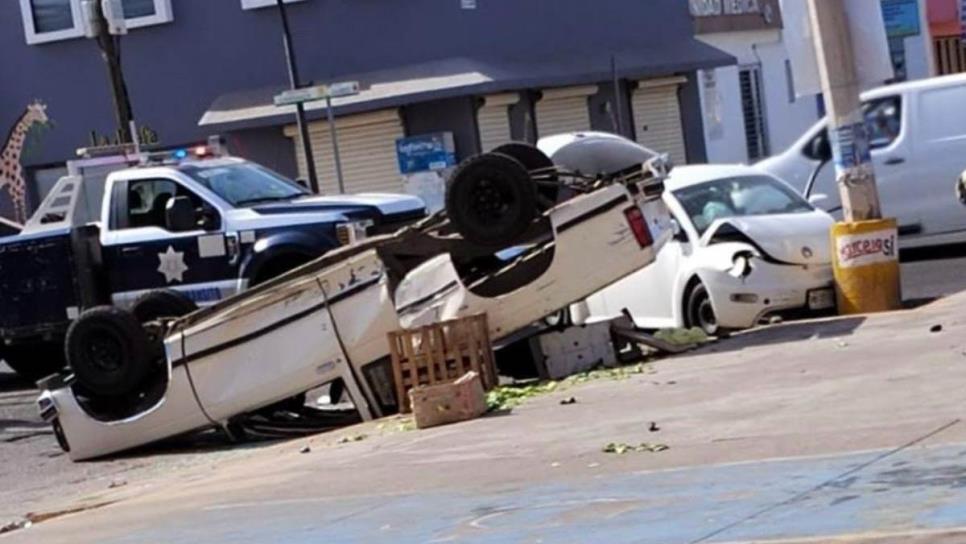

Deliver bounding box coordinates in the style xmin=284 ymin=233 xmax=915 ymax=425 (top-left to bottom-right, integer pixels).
xmin=165 ymin=196 xmax=197 ymax=232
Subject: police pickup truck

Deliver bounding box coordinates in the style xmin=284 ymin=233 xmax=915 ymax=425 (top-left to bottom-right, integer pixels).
xmin=0 ymin=147 xmax=424 ymax=380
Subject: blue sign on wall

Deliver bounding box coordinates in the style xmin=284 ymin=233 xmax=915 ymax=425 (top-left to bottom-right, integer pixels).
xmin=880 ymin=0 xmax=920 ymax=39
xmin=396 ymin=132 xmax=457 ymax=175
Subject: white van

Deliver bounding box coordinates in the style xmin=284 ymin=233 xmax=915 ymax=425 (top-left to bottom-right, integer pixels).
xmin=758 ymin=73 xmax=966 ymax=249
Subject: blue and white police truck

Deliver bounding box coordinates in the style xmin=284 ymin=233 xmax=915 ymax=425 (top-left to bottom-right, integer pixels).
xmin=0 ymin=145 xmax=425 ymax=380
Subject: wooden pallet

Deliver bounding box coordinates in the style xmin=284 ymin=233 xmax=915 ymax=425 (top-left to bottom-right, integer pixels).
xmin=388 ymin=314 xmax=497 ymax=413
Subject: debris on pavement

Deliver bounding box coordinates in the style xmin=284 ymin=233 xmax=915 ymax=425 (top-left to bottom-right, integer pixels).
xmin=931 ymin=324 xmax=943 ymax=333
xmin=602 ymin=442 xmax=670 ymax=454
xmin=0 ymin=519 xmax=31 ymax=535
xmin=837 ymin=341 xmax=849 ymax=349
xmin=108 ymin=479 xmax=127 ymax=489
xmin=487 ymin=363 xmax=652 ymax=411
xmin=649 ymin=422 xmax=660 ymax=432
xmin=653 ymin=327 xmax=710 ymax=347
xmin=337 ymin=434 xmax=367 ymax=444
xmin=559 ymin=397 xmax=578 ymax=405
xmin=409 ymin=372 xmax=488 ymax=429
xmin=299 ymin=445 xmax=311 ymax=454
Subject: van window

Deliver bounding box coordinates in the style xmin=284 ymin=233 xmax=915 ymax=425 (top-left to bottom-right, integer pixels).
xmin=917 ymin=86 xmax=966 ymax=142
xmin=802 ymin=95 xmax=902 ymax=160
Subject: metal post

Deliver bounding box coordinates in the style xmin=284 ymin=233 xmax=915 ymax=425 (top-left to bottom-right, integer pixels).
xmin=326 ymin=96 xmax=346 ymax=194
xmin=276 ymin=0 xmax=320 ymax=194
xmin=611 ymin=54 xmax=625 ymax=137
xmin=806 ymin=0 xmax=882 ymax=222
xmin=92 ymin=2 xmax=134 ymax=144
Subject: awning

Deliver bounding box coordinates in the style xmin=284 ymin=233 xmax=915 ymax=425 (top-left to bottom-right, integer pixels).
xmin=199 ymin=40 xmax=735 ymax=131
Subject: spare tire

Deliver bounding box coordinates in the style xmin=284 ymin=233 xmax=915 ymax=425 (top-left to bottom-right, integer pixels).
xmin=491 ymin=142 xmax=559 ymax=209
xmin=446 ymin=152 xmax=537 ymax=248
xmin=66 ymin=306 xmax=153 ymax=397
xmin=132 ymin=289 xmax=198 ymax=323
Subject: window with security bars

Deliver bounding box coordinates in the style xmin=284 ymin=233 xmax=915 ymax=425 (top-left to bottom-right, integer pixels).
xmin=935 ymin=37 xmax=966 ymax=75
xmin=739 ymin=65 xmax=770 ymax=162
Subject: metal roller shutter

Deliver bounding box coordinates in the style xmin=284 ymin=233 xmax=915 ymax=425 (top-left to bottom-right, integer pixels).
xmin=535 ymin=85 xmax=597 ymax=139
xmin=285 ymin=109 xmax=405 ymax=194
xmin=477 ymin=93 xmax=520 ymax=153
xmin=632 ymin=77 xmax=688 ymax=165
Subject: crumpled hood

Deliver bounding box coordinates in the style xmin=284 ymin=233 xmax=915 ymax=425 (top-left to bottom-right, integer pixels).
xmin=702 ymin=211 xmax=833 ymax=265
xmin=252 ymin=193 xmax=425 ymax=220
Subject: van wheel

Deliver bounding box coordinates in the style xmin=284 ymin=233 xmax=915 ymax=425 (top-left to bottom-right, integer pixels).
xmin=66 ymin=306 xmax=153 ymax=397
xmin=2 ymin=343 xmax=66 ymax=383
xmin=446 ymin=152 xmax=537 ymax=248
xmin=132 ymin=289 xmax=198 ymax=323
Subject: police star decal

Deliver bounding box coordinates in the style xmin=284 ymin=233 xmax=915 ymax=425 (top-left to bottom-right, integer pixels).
xmin=157 ymin=246 xmax=189 ymax=283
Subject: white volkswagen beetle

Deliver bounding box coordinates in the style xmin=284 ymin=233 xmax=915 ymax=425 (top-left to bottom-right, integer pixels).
xmin=578 ymin=164 xmax=835 ymax=335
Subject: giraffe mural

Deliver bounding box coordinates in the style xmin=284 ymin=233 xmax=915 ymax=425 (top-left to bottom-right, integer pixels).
xmin=1 ymin=102 xmax=49 ymax=224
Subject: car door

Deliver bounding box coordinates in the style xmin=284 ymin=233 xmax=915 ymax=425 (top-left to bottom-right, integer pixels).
xmin=805 ymin=95 xmax=918 ymax=233
xmin=905 ymin=84 xmax=966 ymax=239
xmin=101 ymin=177 xmax=241 ymax=308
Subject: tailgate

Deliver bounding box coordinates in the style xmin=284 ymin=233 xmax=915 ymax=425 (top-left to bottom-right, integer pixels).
xmin=0 ymin=229 xmax=79 ymax=337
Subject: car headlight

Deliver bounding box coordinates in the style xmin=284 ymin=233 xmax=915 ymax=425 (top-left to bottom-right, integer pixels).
xmin=728 ymin=251 xmax=755 ymax=279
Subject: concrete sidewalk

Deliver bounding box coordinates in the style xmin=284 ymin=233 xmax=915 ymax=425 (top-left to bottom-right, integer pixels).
xmin=7 ymin=292 xmax=966 ymax=543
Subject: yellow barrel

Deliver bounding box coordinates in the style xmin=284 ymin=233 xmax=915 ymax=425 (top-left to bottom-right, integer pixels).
xmin=830 ymin=219 xmax=901 ymax=314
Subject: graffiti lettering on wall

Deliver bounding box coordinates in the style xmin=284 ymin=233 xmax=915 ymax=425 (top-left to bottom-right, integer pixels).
xmin=1 ymin=102 xmax=50 ymax=224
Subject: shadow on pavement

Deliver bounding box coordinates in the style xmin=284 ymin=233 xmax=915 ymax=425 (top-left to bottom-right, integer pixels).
xmin=697 ymin=316 xmax=867 ymax=356
xmin=901 ymin=242 xmax=966 ymax=263
xmin=0 ymin=365 xmax=32 ymax=394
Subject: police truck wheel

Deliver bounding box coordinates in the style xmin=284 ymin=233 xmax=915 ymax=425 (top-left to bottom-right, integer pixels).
xmin=446 ymin=152 xmax=537 ymax=248
xmin=2 ymin=343 xmax=66 ymax=383
xmin=491 ymin=143 xmax=560 ymax=209
xmin=132 ymin=289 xmax=198 ymax=323
xmin=66 ymin=306 xmax=153 ymax=397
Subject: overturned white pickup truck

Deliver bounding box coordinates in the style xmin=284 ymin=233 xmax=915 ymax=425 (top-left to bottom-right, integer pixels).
xmin=39 ymin=133 xmax=673 ymax=460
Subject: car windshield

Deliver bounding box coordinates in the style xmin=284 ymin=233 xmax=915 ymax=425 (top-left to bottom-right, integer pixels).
xmin=183 ymin=163 xmax=307 ymax=207
xmin=674 ymin=175 xmax=813 ymax=235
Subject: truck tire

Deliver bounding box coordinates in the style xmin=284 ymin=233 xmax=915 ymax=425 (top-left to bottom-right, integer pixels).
xmin=2 ymin=343 xmax=66 ymax=383
xmin=66 ymin=306 xmax=153 ymax=397
xmin=491 ymin=143 xmax=560 ymax=209
xmin=446 ymin=152 xmax=537 ymax=248
xmin=132 ymin=289 xmax=198 ymax=323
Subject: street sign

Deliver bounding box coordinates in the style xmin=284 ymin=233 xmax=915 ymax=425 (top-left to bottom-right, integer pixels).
xmin=880 ymin=0 xmax=920 ymax=38
xmin=273 ymin=81 xmax=361 ymax=107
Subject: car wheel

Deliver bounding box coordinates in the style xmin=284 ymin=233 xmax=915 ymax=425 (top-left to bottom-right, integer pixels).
xmin=132 ymin=289 xmax=199 ymax=323
xmin=491 ymin=142 xmax=559 ymax=209
xmin=446 ymin=152 xmax=538 ymax=248
xmin=66 ymin=306 xmax=153 ymax=397
xmin=2 ymin=343 xmax=66 ymax=383
xmin=685 ymin=283 xmax=723 ymax=337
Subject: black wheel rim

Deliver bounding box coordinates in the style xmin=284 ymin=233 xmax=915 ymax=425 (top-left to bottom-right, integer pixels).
xmin=470 ymin=178 xmax=512 ymax=222
xmin=85 ymin=328 xmax=125 ymax=375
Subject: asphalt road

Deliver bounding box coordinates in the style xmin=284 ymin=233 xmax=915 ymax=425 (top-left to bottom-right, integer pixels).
xmin=0 ymin=251 xmax=964 ymax=529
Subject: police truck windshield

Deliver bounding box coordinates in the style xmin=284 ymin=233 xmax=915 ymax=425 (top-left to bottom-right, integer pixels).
xmin=183 ymin=163 xmax=308 ymax=207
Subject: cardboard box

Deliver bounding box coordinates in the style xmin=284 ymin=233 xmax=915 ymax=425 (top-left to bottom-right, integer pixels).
xmin=409 ymin=371 xmax=488 ymax=429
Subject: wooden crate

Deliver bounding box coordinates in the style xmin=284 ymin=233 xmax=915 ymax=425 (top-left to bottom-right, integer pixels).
xmin=388 ymin=314 xmax=497 ymax=413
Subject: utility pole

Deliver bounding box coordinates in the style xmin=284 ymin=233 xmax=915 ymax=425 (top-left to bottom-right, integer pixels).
xmin=86 ymin=0 xmax=135 ymax=144
xmin=806 ymin=0 xmax=882 ymax=222
xmin=275 ymin=0 xmax=320 ymax=194
xmin=806 ymin=0 xmax=900 ymax=314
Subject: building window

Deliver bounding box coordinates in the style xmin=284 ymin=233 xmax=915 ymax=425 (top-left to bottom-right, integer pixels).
xmin=19 ymin=0 xmax=173 ymax=45
xmin=241 ymin=0 xmax=305 ymax=10
xmin=739 ymin=64 xmax=770 ymax=161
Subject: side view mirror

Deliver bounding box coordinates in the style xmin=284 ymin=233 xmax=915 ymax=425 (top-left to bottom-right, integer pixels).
xmin=808 ymin=132 xmax=833 ymax=162
xmin=670 ymin=218 xmax=688 ymax=242
xmin=808 ymin=193 xmax=829 ymax=206
xmin=165 ymin=196 xmax=197 ymax=232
